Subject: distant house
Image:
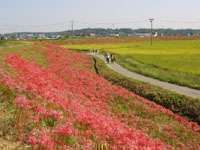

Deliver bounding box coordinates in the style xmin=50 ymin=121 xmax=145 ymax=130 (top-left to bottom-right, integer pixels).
xmin=154 ymin=32 xmax=158 ymax=37
xmin=27 ymin=33 xmax=34 ymax=37
xmin=56 ymin=35 xmax=61 ymax=39
xmin=46 ymin=35 xmax=61 ymax=40
xmin=187 ymin=33 xmax=193 ymax=37
xmin=110 ymin=34 xmax=120 ymax=37
xmin=38 ymin=34 xmax=47 ymax=39
xmin=135 ymin=33 xmax=151 ymax=38
xmin=90 ymin=33 xmax=96 ymax=37
xmin=160 ymin=33 xmax=164 ymax=37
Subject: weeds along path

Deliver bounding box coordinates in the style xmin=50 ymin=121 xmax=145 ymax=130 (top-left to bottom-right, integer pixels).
xmin=91 ymin=53 xmax=200 ymax=99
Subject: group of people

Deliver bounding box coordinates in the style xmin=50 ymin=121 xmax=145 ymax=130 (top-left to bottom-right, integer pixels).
xmin=90 ymin=49 xmax=99 ymax=54
xmin=104 ymin=52 xmax=116 ymax=63
xmin=90 ymin=49 xmax=116 ymax=63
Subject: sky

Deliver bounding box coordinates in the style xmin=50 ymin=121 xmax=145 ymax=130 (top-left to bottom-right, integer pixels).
xmin=0 ymin=0 xmax=200 ymax=33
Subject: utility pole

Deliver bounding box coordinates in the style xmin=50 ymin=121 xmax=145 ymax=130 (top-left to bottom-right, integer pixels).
xmin=71 ymin=20 xmax=74 ymax=36
xmin=112 ymin=24 xmax=115 ymax=29
xmin=149 ymin=18 xmax=154 ymax=45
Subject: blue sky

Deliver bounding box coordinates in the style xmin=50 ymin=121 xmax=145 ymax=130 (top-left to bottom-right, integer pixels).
xmin=0 ymin=0 xmax=200 ymax=33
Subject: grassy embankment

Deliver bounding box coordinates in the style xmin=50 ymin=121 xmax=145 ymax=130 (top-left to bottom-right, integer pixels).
xmin=0 ymin=41 xmax=199 ymax=148
xmin=93 ymin=57 xmax=200 ymax=124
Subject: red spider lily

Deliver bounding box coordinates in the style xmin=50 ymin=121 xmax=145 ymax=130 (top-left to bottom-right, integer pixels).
xmin=28 ymin=134 xmax=38 ymax=145
xmin=14 ymin=96 xmax=32 ymax=110
xmin=53 ymin=122 xmax=74 ymax=136
xmin=32 ymin=106 xmax=63 ymax=122
xmin=48 ymin=110 xmax=63 ymax=121
xmin=5 ymin=53 xmax=168 ymax=149
xmin=28 ymin=129 xmax=55 ymax=150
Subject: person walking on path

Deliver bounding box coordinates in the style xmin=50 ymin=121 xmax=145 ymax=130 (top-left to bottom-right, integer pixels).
xmin=111 ymin=54 xmax=116 ymax=63
xmin=106 ymin=53 xmax=110 ymax=63
xmin=104 ymin=52 xmax=108 ymax=63
xmin=108 ymin=53 xmax=111 ymax=63
xmin=104 ymin=52 xmax=109 ymax=63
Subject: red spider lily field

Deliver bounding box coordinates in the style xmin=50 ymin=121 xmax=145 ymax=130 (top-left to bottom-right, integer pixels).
xmin=0 ymin=41 xmax=200 ymax=149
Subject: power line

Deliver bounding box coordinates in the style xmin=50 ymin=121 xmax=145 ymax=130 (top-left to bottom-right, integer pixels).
xmin=159 ymin=19 xmax=200 ymax=24
xmin=0 ymin=19 xmax=147 ymax=28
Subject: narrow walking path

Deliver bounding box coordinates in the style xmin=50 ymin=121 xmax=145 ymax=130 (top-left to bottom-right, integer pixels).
xmin=90 ymin=53 xmax=200 ymax=99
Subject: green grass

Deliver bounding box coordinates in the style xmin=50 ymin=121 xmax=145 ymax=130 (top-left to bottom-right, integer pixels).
xmin=0 ymin=85 xmax=17 ymax=140
xmin=0 ymin=41 xmax=47 ymax=67
xmin=110 ymin=96 xmax=130 ymax=114
xmin=64 ymin=39 xmax=200 ymax=89
xmin=63 ymin=136 xmax=77 ymax=145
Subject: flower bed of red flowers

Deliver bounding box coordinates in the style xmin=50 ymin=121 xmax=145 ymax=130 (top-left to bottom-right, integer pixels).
xmin=0 ymin=43 xmax=199 ymax=149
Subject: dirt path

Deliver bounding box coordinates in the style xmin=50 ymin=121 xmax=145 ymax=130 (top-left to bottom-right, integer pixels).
xmin=91 ymin=53 xmax=200 ymax=99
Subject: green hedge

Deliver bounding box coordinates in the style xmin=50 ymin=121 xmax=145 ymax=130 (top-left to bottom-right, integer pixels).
xmin=94 ymin=57 xmax=200 ymax=124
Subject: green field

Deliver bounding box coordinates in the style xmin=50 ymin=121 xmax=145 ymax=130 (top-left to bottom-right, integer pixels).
xmin=64 ymin=39 xmax=200 ymax=89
